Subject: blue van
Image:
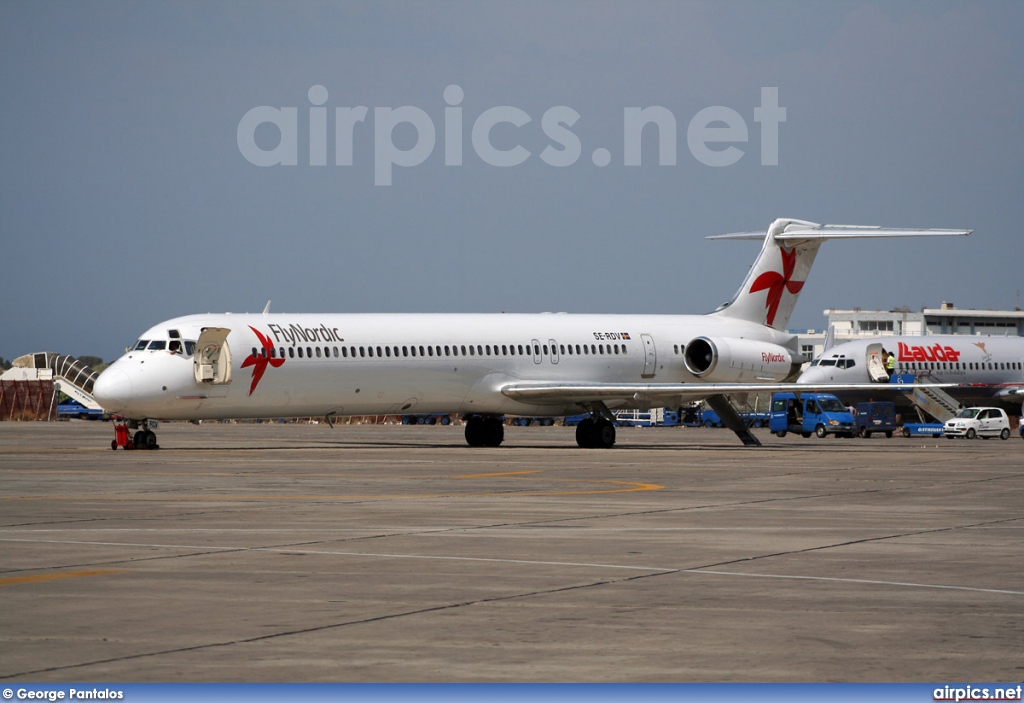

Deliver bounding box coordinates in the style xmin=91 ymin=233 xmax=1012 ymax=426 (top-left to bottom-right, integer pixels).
xmin=770 ymin=392 xmax=856 ymax=438
xmin=854 ymin=401 xmax=896 ymax=438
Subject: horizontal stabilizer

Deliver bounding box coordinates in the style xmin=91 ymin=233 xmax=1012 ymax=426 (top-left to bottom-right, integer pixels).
xmin=709 ymin=224 xmax=972 ymax=241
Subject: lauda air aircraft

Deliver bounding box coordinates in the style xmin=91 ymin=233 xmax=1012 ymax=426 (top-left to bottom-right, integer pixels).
xmin=798 ymin=335 xmax=1024 ymax=409
xmin=92 ymin=218 xmax=970 ymax=450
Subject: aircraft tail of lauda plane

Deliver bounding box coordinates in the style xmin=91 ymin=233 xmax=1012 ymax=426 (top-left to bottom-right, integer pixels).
xmin=92 ymin=218 xmax=971 ymax=449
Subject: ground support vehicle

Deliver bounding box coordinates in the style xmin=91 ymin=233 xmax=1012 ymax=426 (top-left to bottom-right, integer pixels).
xmin=770 ymin=392 xmax=856 ymax=438
xmin=855 ymin=401 xmax=896 ymax=438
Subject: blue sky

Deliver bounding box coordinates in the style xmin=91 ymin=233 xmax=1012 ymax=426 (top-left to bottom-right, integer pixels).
xmin=2 ymin=1 xmax=1021 ymax=363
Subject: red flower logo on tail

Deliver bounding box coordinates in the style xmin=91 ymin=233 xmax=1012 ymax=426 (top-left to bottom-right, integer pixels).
xmin=240 ymin=326 xmax=284 ymax=395
xmin=748 ymin=246 xmax=804 ymax=326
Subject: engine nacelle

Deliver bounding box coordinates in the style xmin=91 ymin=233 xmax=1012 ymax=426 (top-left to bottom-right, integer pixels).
xmin=683 ymin=336 xmax=797 ymax=383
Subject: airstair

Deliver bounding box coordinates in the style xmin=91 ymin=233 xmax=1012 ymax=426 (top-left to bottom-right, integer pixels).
xmin=893 ymin=373 xmax=960 ymax=423
xmin=1 ymin=352 xmax=102 ymax=411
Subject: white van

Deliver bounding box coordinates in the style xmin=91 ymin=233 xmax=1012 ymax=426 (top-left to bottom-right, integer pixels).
xmin=943 ymin=407 xmax=1012 ymax=440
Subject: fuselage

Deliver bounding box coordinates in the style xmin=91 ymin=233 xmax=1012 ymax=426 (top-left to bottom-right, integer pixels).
xmin=93 ymin=311 xmax=798 ymax=422
xmin=798 ymin=335 xmax=1024 ymax=409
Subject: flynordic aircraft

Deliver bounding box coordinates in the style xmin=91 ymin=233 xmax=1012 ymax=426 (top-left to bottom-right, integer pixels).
xmin=798 ymin=335 xmax=1024 ymax=410
xmin=92 ymin=218 xmax=970 ymax=449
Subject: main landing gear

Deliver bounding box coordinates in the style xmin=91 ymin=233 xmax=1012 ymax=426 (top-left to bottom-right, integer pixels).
xmin=464 ymin=415 xmax=504 ymax=447
xmin=110 ymin=417 xmax=159 ymax=450
xmin=575 ymin=416 xmax=616 ymax=449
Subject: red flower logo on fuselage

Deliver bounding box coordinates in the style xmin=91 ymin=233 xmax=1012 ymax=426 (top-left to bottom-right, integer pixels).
xmin=748 ymin=246 xmax=804 ymax=327
xmin=240 ymin=326 xmax=284 ymax=395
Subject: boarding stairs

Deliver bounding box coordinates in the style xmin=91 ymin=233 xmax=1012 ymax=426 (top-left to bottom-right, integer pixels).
xmin=893 ymin=372 xmax=960 ymax=423
xmin=7 ymin=352 xmax=102 ymax=410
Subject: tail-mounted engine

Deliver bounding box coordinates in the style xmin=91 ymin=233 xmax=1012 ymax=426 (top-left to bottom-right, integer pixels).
xmin=683 ymin=336 xmax=798 ymax=383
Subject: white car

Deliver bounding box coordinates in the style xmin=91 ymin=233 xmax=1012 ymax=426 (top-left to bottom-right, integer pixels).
xmin=944 ymin=407 xmax=1012 ymax=440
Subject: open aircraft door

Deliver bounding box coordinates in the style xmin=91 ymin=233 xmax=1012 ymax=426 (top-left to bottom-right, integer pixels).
xmin=865 ymin=342 xmax=888 ymax=383
xmin=194 ymin=327 xmax=232 ymax=385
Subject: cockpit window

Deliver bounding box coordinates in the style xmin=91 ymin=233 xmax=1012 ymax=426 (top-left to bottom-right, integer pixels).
xmin=184 ymin=341 xmax=196 ymax=356
xmin=809 ymin=359 xmax=820 ymax=366
xmin=147 ymin=340 xmax=167 ymax=350
xmin=819 ymin=359 xmax=837 ymax=367
xmin=135 ymin=340 xmax=150 ymax=351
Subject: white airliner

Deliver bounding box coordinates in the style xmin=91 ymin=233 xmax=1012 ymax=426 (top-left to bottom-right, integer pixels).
xmin=798 ymin=335 xmax=1024 ymax=410
xmin=92 ymin=218 xmax=970 ymax=449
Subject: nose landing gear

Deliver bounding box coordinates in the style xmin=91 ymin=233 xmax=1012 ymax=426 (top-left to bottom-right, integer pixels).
xmin=110 ymin=417 xmax=159 ymax=450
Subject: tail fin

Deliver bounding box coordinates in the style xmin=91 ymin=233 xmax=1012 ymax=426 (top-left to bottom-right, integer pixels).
xmin=708 ymin=218 xmax=971 ymax=331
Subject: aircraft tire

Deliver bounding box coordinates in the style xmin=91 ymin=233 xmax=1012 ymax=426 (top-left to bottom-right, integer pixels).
xmin=482 ymin=417 xmax=504 ymax=447
xmin=575 ymin=418 xmax=596 ymax=448
xmin=595 ymin=419 xmax=616 ymax=449
xmin=465 ymin=417 xmax=486 ymax=447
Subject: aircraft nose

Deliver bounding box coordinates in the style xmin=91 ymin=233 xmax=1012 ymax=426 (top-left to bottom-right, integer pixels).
xmin=796 ymin=369 xmax=819 ymax=384
xmin=93 ymin=369 xmax=133 ymax=413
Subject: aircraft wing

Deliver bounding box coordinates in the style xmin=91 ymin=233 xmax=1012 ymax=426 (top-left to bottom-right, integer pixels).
xmin=501 ymin=381 xmax=961 ymax=405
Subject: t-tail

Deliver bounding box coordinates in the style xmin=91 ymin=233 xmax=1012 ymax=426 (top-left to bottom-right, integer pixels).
xmin=708 ymin=218 xmax=972 ymax=331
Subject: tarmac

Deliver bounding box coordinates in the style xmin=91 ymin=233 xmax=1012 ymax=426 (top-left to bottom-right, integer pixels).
xmin=1 ymin=420 xmax=1022 ymax=682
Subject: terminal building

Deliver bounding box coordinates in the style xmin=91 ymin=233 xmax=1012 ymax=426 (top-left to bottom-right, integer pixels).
xmin=794 ymin=303 xmax=1024 ymax=361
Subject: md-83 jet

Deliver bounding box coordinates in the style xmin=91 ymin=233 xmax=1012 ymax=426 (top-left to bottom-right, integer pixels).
xmin=92 ymin=218 xmax=970 ymax=449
